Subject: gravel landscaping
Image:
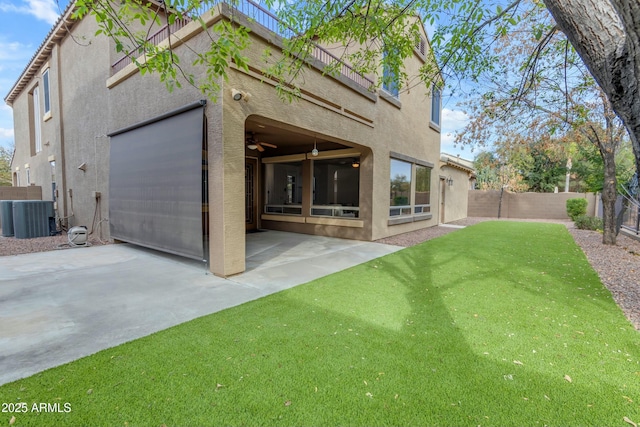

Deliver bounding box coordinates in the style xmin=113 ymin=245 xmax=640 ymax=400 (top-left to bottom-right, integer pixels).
xmin=568 ymin=226 xmax=640 ymax=330
xmin=2 ymin=219 xmax=638 ymax=330
xmin=0 ymin=228 xmax=109 ymax=256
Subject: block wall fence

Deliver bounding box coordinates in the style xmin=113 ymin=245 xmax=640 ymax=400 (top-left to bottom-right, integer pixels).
xmin=0 ymin=186 xmax=43 ymax=230
xmin=0 ymin=186 xmax=42 ymax=201
xmin=467 ymin=190 xmax=597 ymax=220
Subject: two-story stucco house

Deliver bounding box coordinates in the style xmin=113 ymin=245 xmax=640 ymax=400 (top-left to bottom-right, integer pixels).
xmin=5 ymin=0 xmax=447 ymax=277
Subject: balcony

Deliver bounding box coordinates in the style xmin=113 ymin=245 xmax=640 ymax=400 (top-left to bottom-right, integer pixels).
xmin=111 ymin=0 xmax=375 ymax=91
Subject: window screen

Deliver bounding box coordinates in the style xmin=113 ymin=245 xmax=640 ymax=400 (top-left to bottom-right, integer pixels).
xmin=109 ymin=103 xmax=206 ymax=260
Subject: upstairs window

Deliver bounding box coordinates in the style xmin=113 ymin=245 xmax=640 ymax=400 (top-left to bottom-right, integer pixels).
xmin=430 ymin=84 xmax=441 ymax=127
xmin=42 ymin=68 xmax=51 ymax=116
xmin=30 ymin=86 xmax=42 ymax=154
xmin=382 ymin=50 xmax=399 ymax=98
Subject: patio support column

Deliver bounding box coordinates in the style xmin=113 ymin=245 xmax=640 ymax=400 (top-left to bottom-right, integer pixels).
xmin=359 ymin=149 xmax=374 ymax=240
xmin=208 ymin=101 xmax=246 ymax=277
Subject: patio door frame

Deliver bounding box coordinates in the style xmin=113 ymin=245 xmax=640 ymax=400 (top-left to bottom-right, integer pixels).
xmin=440 ymin=177 xmax=446 ymax=223
xmin=245 ymin=156 xmax=259 ymax=231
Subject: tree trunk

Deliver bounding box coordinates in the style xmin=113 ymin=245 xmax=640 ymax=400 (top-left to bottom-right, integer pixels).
xmin=601 ymin=148 xmax=618 ymax=244
xmin=543 ymin=0 xmax=640 ymax=175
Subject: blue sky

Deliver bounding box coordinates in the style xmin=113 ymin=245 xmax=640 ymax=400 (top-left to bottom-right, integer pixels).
xmin=0 ymin=0 xmax=470 ymax=158
xmin=0 ymin=0 xmax=70 ymax=150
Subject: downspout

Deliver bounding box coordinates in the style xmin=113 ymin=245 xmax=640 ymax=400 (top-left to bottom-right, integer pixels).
xmin=55 ymin=43 xmax=68 ymax=222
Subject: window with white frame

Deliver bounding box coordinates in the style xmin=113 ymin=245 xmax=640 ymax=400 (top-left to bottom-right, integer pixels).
xmin=390 ymin=158 xmax=412 ymax=216
xmin=264 ymin=161 xmax=303 ymax=215
xmin=26 ymin=167 xmax=31 ymax=185
xmin=31 ymin=86 xmax=42 ymax=153
xmin=50 ymin=160 xmax=56 ymax=200
xmin=382 ymin=50 xmax=399 ymax=97
xmin=430 ymin=84 xmax=442 ymax=127
xmin=43 ymin=68 xmax=51 ymax=116
xmin=414 ymin=165 xmax=431 ymax=213
xmin=389 ymin=158 xmax=432 ymax=217
xmin=311 ymin=158 xmax=360 ymax=218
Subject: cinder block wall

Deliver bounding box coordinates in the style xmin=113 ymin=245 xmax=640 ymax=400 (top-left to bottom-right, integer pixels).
xmin=0 ymin=186 xmax=43 ymax=230
xmin=467 ymin=190 xmax=503 ymax=218
xmin=0 ymin=186 xmax=42 ymax=201
xmin=468 ymin=190 xmax=596 ymax=219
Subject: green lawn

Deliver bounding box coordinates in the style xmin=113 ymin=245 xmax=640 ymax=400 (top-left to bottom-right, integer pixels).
xmin=1 ymin=222 xmax=639 ymax=426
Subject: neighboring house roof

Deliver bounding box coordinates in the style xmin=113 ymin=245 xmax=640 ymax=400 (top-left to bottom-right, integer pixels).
xmin=4 ymin=2 xmax=77 ymax=106
xmin=440 ymin=152 xmax=475 ymax=176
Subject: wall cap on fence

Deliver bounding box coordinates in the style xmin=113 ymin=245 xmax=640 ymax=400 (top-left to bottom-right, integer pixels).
xmin=467 ymin=190 xmax=597 ymax=220
xmin=0 ymin=186 xmax=43 ymax=201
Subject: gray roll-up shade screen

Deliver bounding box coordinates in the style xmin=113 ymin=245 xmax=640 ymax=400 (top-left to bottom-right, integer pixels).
xmin=109 ymin=105 xmax=205 ymax=260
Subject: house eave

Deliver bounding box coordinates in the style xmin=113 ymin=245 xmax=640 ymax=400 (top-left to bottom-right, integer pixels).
xmin=3 ymin=1 xmax=77 ymax=106
xmin=440 ymin=153 xmax=475 ymax=176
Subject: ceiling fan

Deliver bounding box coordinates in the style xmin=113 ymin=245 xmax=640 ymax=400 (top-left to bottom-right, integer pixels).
xmin=246 ymin=132 xmax=277 ymax=152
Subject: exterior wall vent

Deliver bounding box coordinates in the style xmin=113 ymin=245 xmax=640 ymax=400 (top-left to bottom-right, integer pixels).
xmin=12 ymin=200 xmax=55 ymax=239
xmin=0 ymin=200 xmax=15 ymax=237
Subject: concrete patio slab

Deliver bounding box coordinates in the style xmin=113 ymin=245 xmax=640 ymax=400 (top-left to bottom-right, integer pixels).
xmin=0 ymin=231 xmax=401 ymax=385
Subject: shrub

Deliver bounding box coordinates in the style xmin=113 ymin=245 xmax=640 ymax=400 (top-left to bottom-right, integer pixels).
xmin=566 ymin=198 xmax=588 ymax=220
xmin=574 ymin=215 xmax=603 ymax=231
xmin=393 ymin=196 xmax=408 ymax=206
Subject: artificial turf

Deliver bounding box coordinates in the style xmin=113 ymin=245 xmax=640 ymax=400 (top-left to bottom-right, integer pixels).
xmin=1 ymin=221 xmax=638 ymax=426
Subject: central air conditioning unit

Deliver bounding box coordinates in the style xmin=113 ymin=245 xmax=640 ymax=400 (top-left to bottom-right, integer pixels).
xmin=68 ymin=226 xmax=88 ymax=247
xmin=12 ymin=200 xmax=55 ymax=239
xmin=0 ymin=200 xmax=15 ymax=237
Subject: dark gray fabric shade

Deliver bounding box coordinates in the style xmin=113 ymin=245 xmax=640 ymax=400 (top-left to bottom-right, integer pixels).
xmin=109 ymin=104 xmax=206 ymax=260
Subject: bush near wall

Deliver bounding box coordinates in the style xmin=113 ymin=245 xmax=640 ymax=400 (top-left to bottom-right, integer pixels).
xmin=566 ymin=198 xmax=588 ymax=221
xmin=574 ymin=215 xmax=603 ymax=230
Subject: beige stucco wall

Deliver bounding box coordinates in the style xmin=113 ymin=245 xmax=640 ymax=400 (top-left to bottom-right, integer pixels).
xmin=217 ymin=8 xmax=441 ymax=243
xmin=9 ymin=5 xmax=442 ymax=277
xmin=57 ymin=18 xmax=112 ymax=235
xmin=9 ymin=56 xmax=58 ymax=202
xmin=9 ymin=17 xmax=112 ymax=236
xmin=105 ymin=8 xmax=441 ymax=275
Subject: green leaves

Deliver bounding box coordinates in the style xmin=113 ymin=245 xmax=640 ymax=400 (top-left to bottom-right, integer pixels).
xmin=75 ymin=0 xmax=589 ymax=112
xmin=0 ymin=146 xmax=12 ymax=186
xmin=192 ymin=20 xmax=251 ymax=100
xmin=79 ymin=0 xmax=534 ymax=103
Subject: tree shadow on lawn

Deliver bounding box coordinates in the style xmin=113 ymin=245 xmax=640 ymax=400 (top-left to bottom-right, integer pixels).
xmin=270 ymin=222 xmax=640 ymax=426
xmin=1 ymin=223 xmax=638 ymax=427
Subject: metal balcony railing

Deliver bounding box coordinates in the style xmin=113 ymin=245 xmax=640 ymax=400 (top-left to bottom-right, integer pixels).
xmin=620 ymin=197 xmax=640 ymax=235
xmin=111 ymin=0 xmax=374 ymax=90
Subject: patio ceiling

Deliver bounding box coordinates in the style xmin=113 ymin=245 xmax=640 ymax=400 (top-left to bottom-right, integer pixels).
xmin=245 ymin=117 xmax=351 ymax=156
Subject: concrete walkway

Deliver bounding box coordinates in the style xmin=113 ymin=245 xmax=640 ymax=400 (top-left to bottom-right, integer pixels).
xmin=0 ymin=230 xmax=401 ymax=385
